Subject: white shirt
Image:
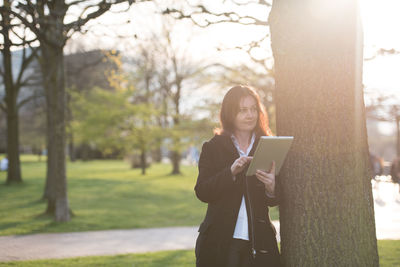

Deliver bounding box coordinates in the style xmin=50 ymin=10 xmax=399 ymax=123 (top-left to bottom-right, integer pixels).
xmin=231 ymin=133 xmax=255 ymax=241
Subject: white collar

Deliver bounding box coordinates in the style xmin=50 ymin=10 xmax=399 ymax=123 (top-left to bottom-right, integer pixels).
xmin=231 ymin=133 xmax=256 ymax=156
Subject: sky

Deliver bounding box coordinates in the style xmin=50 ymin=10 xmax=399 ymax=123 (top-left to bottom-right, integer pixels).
xmin=68 ymin=0 xmax=400 ymax=134
xmin=360 ymin=0 xmax=400 ymax=135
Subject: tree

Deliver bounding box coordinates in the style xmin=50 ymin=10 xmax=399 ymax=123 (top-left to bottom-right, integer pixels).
xmin=0 ymin=0 xmax=39 ymax=184
xmin=6 ymin=0 xmax=136 ymax=221
xmin=163 ymin=0 xmax=278 ymax=138
xmin=70 ymin=51 xmax=162 ymax=175
xmin=65 ymin=49 xmax=120 ymax=162
xmin=156 ymin=19 xmax=208 ymax=174
xmin=269 ymin=0 xmax=378 ymax=265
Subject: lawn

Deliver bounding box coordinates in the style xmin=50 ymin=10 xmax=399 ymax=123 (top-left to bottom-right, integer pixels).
xmin=2 ymin=240 xmax=399 ymax=266
xmin=0 ymin=155 xmax=279 ymax=236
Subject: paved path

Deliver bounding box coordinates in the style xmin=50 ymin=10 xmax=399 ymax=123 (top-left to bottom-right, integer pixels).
xmin=1 ymin=180 xmax=399 ymax=262
xmin=0 ymin=226 xmax=200 ymax=262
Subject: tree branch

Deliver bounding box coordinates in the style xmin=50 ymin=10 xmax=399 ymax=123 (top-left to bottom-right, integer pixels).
xmin=15 ymin=46 xmax=39 ymax=91
xmin=17 ymin=91 xmax=45 ymax=109
xmin=65 ymin=0 xmax=130 ymax=34
xmin=364 ymin=48 xmax=400 ymax=61
xmin=163 ymin=3 xmax=268 ymax=28
xmin=66 ymin=0 xmax=89 ymax=6
xmin=3 ymin=6 xmax=57 ymax=47
xmin=9 ymin=25 xmax=38 ymax=46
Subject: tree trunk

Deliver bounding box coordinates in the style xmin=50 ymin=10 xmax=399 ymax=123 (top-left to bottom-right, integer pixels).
xmin=170 ymin=150 xmax=181 ymax=175
xmin=140 ymin=149 xmax=146 ymax=175
xmin=269 ymin=0 xmax=379 ymax=266
xmin=39 ymin=1 xmax=70 ymax=221
xmin=152 ymin=146 xmax=162 ymax=163
xmin=170 ymin=86 xmax=181 ymax=175
xmin=41 ymin=43 xmax=70 ymax=221
xmin=396 ymin=115 xmax=400 ymax=157
xmin=68 ymin=132 xmax=76 ymax=162
xmin=1 ymin=1 xmax=22 ymax=184
xmin=6 ymin=96 xmax=22 ymax=184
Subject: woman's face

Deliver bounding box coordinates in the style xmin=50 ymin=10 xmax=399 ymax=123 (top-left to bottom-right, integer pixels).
xmin=233 ymin=95 xmax=258 ymax=133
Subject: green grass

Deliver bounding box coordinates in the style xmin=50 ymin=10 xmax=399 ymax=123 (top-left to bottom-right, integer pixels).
xmin=2 ymin=240 xmax=399 ymax=267
xmin=379 ymin=240 xmax=400 ymax=266
xmin=0 ymin=250 xmax=194 ymax=267
xmin=0 ymin=155 xmax=279 ymax=236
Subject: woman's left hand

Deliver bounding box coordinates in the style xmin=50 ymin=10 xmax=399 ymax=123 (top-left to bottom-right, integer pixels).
xmin=255 ymin=161 xmax=276 ymax=197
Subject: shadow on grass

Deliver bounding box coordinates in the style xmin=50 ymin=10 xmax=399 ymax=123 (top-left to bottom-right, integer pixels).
xmin=150 ymin=250 xmax=193 ymax=265
xmin=0 ymin=222 xmax=21 ymax=232
xmin=1 ymin=181 xmax=25 ymax=187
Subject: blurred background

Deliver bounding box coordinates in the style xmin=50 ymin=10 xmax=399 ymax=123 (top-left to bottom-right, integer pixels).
xmin=0 ymin=0 xmax=398 ymax=169
xmin=0 ymin=0 xmax=399 ymax=265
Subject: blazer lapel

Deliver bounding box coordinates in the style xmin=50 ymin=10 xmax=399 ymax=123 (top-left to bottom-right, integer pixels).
xmin=217 ymin=135 xmax=239 ymax=159
xmin=249 ymin=136 xmax=260 ymax=157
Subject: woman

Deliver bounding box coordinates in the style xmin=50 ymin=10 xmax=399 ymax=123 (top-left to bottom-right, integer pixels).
xmin=195 ymin=85 xmax=281 ymax=267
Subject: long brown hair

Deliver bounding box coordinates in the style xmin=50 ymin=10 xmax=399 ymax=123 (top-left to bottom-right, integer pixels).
xmin=214 ymin=85 xmax=273 ymax=137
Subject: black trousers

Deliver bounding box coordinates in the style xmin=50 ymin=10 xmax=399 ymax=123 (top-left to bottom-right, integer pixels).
xmin=227 ymin=238 xmax=252 ymax=267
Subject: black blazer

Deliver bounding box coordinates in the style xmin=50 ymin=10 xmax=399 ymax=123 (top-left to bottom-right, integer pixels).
xmin=195 ymin=134 xmax=281 ymax=267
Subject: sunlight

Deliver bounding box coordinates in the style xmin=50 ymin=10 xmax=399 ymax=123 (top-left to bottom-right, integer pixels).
xmin=372 ymin=178 xmax=400 ymax=239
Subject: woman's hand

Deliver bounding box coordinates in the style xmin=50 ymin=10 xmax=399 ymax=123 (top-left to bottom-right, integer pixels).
xmin=255 ymin=161 xmax=276 ymax=196
xmin=231 ymin=156 xmax=253 ymax=176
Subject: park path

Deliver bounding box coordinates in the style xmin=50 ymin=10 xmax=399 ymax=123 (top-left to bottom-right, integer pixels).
xmin=1 ymin=180 xmax=399 ymax=262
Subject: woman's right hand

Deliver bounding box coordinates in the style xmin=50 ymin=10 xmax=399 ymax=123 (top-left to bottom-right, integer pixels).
xmin=231 ymin=156 xmax=253 ymax=176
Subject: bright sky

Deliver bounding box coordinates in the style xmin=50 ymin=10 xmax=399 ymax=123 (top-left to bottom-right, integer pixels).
xmin=69 ymin=0 xmax=399 ymax=134
xmin=360 ymin=0 xmax=400 ymax=135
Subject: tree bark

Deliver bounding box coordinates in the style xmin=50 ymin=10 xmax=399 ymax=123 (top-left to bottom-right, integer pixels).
xmin=1 ymin=0 xmax=22 ymax=184
xmin=170 ymin=150 xmax=181 ymax=175
xmin=170 ymin=81 xmax=181 ymax=175
xmin=170 ymin=117 xmax=181 ymax=175
xmin=396 ymin=115 xmax=400 ymax=157
xmin=39 ymin=2 xmax=70 ymax=222
xmin=269 ymin=0 xmax=379 ymax=266
xmin=140 ymin=149 xmax=146 ymax=175
xmin=5 ymin=94 xmax=22 ymax=184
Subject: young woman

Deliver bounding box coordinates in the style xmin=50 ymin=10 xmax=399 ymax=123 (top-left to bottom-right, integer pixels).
xmin=195 ymin=85 xmax=281 ymax=267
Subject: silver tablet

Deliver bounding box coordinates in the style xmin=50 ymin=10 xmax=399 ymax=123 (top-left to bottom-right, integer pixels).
xmin=246 ymin=136 xmax=294 ymax=176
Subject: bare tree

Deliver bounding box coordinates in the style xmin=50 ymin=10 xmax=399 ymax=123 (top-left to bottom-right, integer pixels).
xmin=4 ymin=0 xmax=139 ymax=221
xmin=0 ymin=0 xmax=39 ymax=184
xmin=163 ymin=1 xmax=273 ymax=74
xmin=129 ymin=16 xmax=207 ymax=174
xmin=164 ymin=0 xmax=276 ymax=128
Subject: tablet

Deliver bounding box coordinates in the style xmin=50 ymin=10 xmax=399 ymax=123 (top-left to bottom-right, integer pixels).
xmin=246 ymin=136 xmax=294 ymax=176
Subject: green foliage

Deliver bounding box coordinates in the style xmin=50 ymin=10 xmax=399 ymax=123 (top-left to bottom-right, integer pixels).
xmin=167 ymin=115 xmax=217 ymax=154
xmin=70 ymin=86 xmax=162 ymax=158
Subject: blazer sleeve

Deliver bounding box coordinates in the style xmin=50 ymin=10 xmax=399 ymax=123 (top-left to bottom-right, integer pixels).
xmin=264 ymin=193 xmax=279 ymax=207
xmin=263 ymin=175 xmax=281 ymax=207
xmin=194 ymin=141 xmax=236 ymax=203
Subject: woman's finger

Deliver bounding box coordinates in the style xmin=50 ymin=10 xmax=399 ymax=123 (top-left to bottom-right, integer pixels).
xmin=268 ymin=161 xmax=276 ymax=174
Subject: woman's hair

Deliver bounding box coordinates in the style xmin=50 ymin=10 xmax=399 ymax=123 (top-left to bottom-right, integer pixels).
xmin=214 ymin=85 xmax=273 ymax=137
